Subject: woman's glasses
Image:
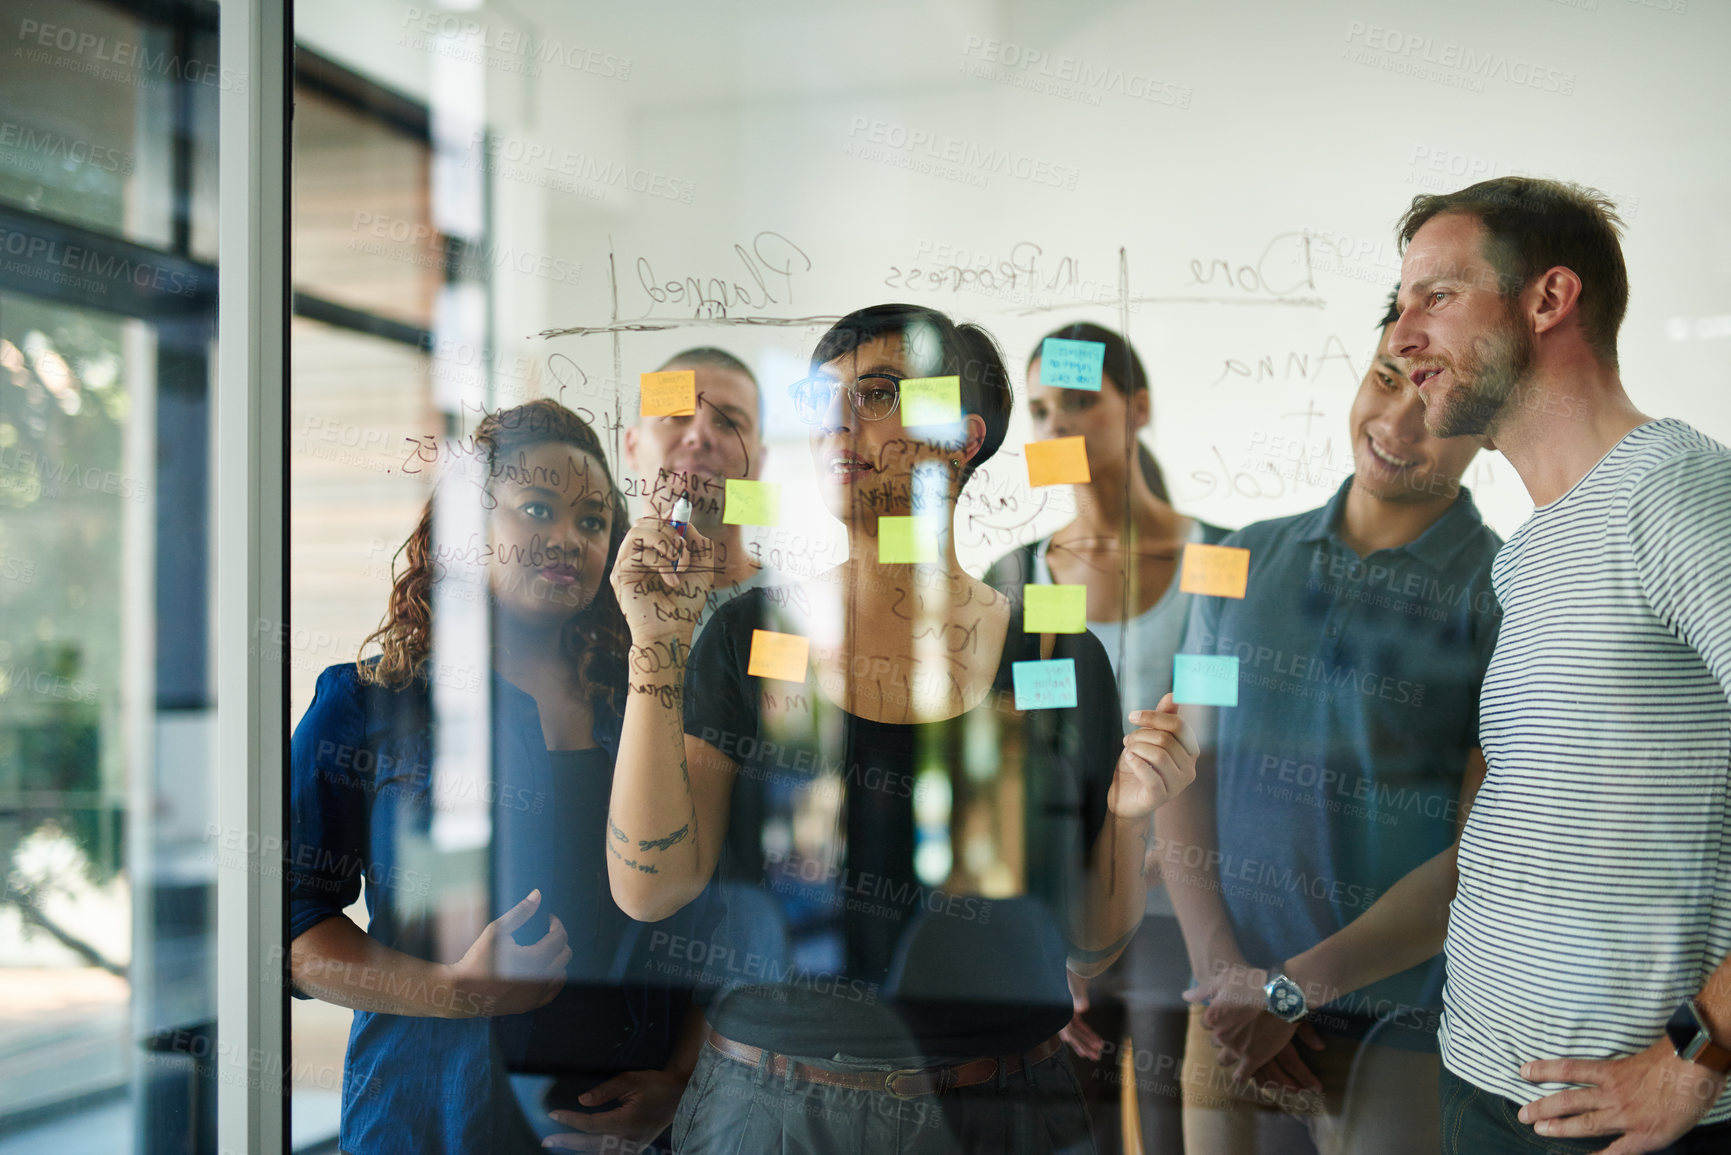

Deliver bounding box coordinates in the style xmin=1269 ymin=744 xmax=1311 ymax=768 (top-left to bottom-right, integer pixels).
xmin=789 ymin=372 xmax=903 ymax=425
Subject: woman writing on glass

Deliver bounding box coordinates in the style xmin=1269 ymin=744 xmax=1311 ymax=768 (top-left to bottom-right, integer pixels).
xmin=606 ymin=304 xmax=1198 ymax=1153
xmin=288 ymin=400 xmax=702 ymax=1154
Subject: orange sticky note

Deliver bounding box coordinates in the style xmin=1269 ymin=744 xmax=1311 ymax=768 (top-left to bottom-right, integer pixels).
xmin=747 ymin=629 xmax=810 ymax=682
xmin=1025 ymin=436 xmax=1090 ymax=487
xmin=640 ymin=370 xmax=696 ymax=417
xmin=1180 ymin=543 xmax=1250 ymax=599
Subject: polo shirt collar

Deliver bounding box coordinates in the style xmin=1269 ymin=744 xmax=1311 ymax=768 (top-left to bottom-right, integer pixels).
xmin=1299 ymin=475 xmax=1486 ymax=569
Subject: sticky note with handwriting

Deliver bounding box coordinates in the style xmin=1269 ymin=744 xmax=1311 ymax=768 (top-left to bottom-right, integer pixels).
xmin=1025 ymin=435 xmax=1091 ymax=487
xmin=1023 ymin=584 xmax=1087 ymax=634
xmin=748 ymin=629 xmax=810 ymax=682
xmin=1040 ymin=338 xmax=1106 ymax=391
xmin=723 ymin=479 xmax=781 ymax=526
xmin=1173 ymin=654 xmax=1239 ymax=707
xmin=1013 ymin=658 xmax=1078 ymax=710
xmin=878 ymin=515 xmax=940 ymax=564
xmin=640 ymin=370 xmax=696 ymax=417
xmin=1179 ymin=543 xmax=1251 ymax=599
xmin=899 ymin=376 xmax=962 ymax=427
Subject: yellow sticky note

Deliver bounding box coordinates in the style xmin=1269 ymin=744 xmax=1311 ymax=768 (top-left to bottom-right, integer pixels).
xmin=1024 ymin=584 xmax=1087 ymax=633
xmin=1025 ymin=436 xmax=1091 ymax=487
xmin=899 ymin=376 xmax=962 ymax=427
xmin=723 ymin=479 xmax=781 ymax=526
xmin=1180 ymin=543 xmax=1251 ymax=599
xmin=878 ymin=515 xmax=940 ymax=564
xmin=748 ymin=629 xmax=809 ymax=682
xmin=640 ymin=370 xmax=696 ymax=417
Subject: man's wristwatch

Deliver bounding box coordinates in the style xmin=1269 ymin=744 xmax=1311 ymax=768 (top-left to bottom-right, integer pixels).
xmin=1263 ymin=967 xmax=1308 ymax=1023
xmin=1666 ymin=999 xmax=1731 ymax=1073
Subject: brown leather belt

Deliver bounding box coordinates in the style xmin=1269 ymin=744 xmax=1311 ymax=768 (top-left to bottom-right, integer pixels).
xmin=704 ymin=1029 xmax=1065 ymax=1100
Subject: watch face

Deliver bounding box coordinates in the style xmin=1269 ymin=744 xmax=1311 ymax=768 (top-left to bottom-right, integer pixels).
xmin=1667 ymin=1001 xmax=1706 ymax=1058
xmin=1269 ymin=976 xmax=1304 ymax=1019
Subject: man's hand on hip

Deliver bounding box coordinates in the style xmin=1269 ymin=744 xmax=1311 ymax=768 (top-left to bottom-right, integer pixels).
xmin=1519 ymin=1038 xmax=1727 ymax=1154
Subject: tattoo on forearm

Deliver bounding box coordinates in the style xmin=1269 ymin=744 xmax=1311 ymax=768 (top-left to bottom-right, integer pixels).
xmin=629 ymin=637 xmax=686 ymax=676
xmin=609 ymin=816 xmax=627 ymax=843
xmin=629 ymin=680 xmax=683 ymax=709
xmin=638 ymin=823 xmax=689 ymax=853
xmin=605 ymin=837 xmax=659 ymax=874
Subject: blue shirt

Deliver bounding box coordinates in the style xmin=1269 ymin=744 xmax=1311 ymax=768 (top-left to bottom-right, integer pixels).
xmin=1180 ymin=478 xmax=1501 ymax=1048
xmin=289 ymin=661 xmax=697 ymax=1154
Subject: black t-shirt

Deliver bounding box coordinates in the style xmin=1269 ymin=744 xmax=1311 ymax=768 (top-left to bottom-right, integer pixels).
xmin=679 ymin=586 xmax=1122 ymax=1061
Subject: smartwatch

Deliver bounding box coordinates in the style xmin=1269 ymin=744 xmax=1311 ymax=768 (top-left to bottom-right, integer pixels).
xmin=1666 ymin=1000 xmax=1731 ymax=1074
xmin=1263 ymin=968 xmax=1308 ymax=1023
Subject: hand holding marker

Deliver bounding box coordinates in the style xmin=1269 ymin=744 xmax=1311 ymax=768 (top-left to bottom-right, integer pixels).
xmin=669 ymin=492 xmax=691 ymax=574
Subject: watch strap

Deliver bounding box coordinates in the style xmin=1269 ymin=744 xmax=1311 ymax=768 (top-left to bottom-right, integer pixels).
xmin=1693 ymin=1037 xmax=1731 ymax=1074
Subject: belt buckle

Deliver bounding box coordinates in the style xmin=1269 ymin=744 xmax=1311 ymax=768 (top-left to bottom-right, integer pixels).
xmin=884 ymin=1067 xmax=929 ymax=1100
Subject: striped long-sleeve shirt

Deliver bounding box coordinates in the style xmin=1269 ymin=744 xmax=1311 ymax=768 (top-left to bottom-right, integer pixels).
xmin=1440 ymin=418 xmax=1731 ymax=1123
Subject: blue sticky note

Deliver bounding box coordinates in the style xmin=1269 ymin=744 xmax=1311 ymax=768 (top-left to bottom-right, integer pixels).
xmin=1173 ymin=654 xmax=1239 ymax=707
xmin=1040 ymin=337 xmax=1105 ymax=391
xmin=1013 ymin=658 xmax=1078 ymax=710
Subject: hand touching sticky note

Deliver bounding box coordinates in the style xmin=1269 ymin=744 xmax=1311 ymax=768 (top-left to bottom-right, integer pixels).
xmin=1172 ymin=654 xmax=1239 ymax=707
xmin=640 ymin=370 xmax=696 ymax=417
xmin=723 ymin=479 xmax=781 ymax=526
xmin=1179 ymin=543 xmax=1250 ymax=599
xmin=1013 ymin=659 xmax=1078 ymax=709
xmin=748 ymin=630 xmax=810 ymax=682
xmin=1025 ymin=436 xmax=1091 ymax=487
xmin=1024 ymin=584 xmax=1087 ymax=633
xmin=1040 ymin=338 xmax=1106 ymax=391
xmin=878 ymin=516 xmax=940 ymax=563
xmin=899 ymin=376 xmax=962 ymax=427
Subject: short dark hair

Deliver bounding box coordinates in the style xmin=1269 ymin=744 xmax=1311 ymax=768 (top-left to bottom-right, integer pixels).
xmin=1030 ymin=321 xmax=1168 ymax=503
xmin=656 ymin=346 xmax=761 ymax=427
xmin=1379 ymin=286 xmax=1401 ymax=330
xmin=811 ymin=303 xmax=1011 ymax=482
xmin=1396 ymin=177 xmax=1628 ymax=364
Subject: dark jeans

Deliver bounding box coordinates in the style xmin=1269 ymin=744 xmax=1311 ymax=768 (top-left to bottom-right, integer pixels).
xmin=673 ymin=1039 xmax=1095 ymax=1154
xmin=1440 ymin=1066 xmax=1731 ymax=1155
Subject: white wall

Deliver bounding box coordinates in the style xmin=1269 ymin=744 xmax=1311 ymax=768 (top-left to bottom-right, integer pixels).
xmin=300 ymin=0 xmax=1731 ymax=566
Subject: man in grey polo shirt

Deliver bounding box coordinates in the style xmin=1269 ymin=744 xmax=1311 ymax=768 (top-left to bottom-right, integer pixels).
xmin=1157 ymin=293 xmax=1499 ymax=1155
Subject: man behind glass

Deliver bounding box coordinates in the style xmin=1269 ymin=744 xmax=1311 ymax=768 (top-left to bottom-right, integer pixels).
xmin=1160 ymin=292 xmax=1499 ymax=1155
xmin=623 ymin=346 xmax=776 ymax=633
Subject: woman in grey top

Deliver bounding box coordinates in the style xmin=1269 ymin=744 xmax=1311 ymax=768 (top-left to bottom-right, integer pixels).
xmin=986 ymin=322 xmax=1227 ymax=1155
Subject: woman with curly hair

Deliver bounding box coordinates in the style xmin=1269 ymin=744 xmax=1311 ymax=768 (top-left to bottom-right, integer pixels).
xmin=288 ymin=399 xmax=703 ymax=1154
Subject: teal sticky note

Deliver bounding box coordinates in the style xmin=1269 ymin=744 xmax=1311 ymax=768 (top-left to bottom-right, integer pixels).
xmin=1040 ymin=338 xmax=1105 ymax=391
xmin=1173 ymin=654 xmax=1239 ymax=707
xmin=1013 ymin=658 xmax=1078 ymax=709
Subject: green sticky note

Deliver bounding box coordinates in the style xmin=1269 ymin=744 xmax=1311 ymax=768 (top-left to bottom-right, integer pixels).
xmin=1024 ymin=584 xmax=1087 ymax=633
xmin=1013 ymin=659 xmax=1078 ymax=709
xmin=878 ymin=515 xmax=940 ymax=563
xmin=1173 ymin=654 xmax=1239 ymax=707
xmin=723 ymin=479 xmax=781 ymax=526
xmin=899 ymin=376 xmax=962 ymax=427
